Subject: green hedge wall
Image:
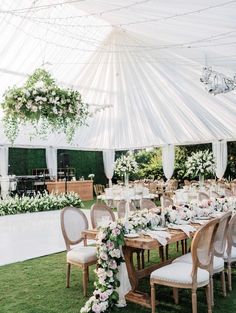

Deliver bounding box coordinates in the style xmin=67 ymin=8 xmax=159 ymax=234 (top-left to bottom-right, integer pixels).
xmin=57 ymin=149 xmax=106 ymax=184
xmin=8 ymin=148 xmax=107 ymax=185
xmin=9 ymin=148 xmax=46 ymax=175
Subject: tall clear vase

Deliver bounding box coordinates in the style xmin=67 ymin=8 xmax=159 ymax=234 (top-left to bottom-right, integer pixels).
xmin=199 ymin=174 xmax=204 ymax=189
xmin=124 ymin=172 xmax=129 ymax=187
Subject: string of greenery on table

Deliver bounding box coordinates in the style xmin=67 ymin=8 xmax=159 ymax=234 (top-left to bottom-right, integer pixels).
xmin=0 ymin=191 xmax=83 ymax=216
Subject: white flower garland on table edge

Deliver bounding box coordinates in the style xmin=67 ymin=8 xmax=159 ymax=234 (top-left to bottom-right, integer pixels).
xmin=80 ymin=208 xmax=161 ymax=313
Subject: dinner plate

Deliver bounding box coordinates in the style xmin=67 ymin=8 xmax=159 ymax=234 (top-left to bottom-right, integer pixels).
xmin=196 ymin=216 xmax=210 ymax=220
xmin=168 ymin=224 xmax=181 ymax=230
xmin=152 ymin=227 xmax=167 ymax=231
xmin=124 ymin=233 xmax=139 ymax=238
xmin=177 ymin=220 xmax=189 ymax=225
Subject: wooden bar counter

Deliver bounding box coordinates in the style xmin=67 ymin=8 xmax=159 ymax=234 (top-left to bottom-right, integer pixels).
xmin=46 ymin=180 xmax=93 ymax=201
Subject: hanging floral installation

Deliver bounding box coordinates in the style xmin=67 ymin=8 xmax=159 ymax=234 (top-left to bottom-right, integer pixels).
xmin=1 ymin=68 xmax=89 ymax=143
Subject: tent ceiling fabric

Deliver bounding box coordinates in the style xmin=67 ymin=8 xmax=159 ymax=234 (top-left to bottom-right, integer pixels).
xmin=0 ymin=0 xmax=235 ymax=150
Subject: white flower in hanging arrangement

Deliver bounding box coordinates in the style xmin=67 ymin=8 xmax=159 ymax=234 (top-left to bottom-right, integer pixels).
xmin=1 ymin=68 xmax=89 ymax=143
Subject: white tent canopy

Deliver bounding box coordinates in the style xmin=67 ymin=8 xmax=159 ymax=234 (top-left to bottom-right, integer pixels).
xmin=0 ymin=0 xmax=236 ymax=150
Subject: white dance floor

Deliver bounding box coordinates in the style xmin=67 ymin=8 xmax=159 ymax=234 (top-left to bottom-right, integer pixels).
xmin=0 ymin=209 xmax=94 ymax=266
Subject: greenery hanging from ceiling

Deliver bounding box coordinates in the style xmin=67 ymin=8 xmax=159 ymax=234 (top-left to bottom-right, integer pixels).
xmin=1 ymin=68 xmax=89 ymax=143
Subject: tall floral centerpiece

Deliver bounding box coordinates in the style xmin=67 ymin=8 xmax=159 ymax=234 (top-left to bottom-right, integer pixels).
xmin=1 ymin=68 xmax=89 ymax=143
xmin=114 ymin=154 xmax=138 ymax=186
xmin=185 ymin=150 xmax=215 ymax=186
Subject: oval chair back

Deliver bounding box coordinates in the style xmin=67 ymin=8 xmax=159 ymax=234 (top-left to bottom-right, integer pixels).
xmin=198 ymin=192 xmax=210 ymax=202
xmin=60 ymin=206 xmax=88 ymax=251
xmin=161 ymin=195 xmax=173 ymax=208
xmin=90 ymin=203 xmax=115 ymax=228
xmin=140 ymin=199 xmax=158 ymax=211
xmin=117 ymin=200 xmax=136 ymax=219
xmin=191 ymin=218 xmax=219 ymax=284
xmin=214 ymin=211 xmax=232 ymax=258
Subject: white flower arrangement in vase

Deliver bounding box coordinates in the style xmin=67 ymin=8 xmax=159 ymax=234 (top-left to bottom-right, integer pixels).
xmin=88 ymin=174 xmax=95 ymax=180
xmin=185 ymin=150 xmax=215 ymax=184
xmin=114 ymin=154 xmax=138 ymax=186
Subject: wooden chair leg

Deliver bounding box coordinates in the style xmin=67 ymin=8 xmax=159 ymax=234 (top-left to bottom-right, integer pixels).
xmin=221 ymin=270 xmax=227 ymax=297
xmin=159 ymin=247 xmax=164 ymax=262
xmin=151 ymin=282 xmax=156 ymax=313
xmin=210 ymin=275 xmax=214 ymax=307
xmin=173 ymin=287 xmax=179 ymax=304
xmin=191 ymin=289 xmax=197 ymax=313
xmin=137 ymin=251 xmax=141 ymax=270
xmin=141 ymin=250 xmax=145 ymax=269
xmin=176 ymin=241 xmax=179 ymax=252
xmin=66 ymin=263 xmax=71 ymax=288
xmin=205 ymin=284 xmax=212 ymax=313
xmin=185 ymin=239 xmax=188 ymax=254
xmin=83 ymin=266 xmax=88 ymax=297
xmin=181 ymin=240 xmax=185 ymax=254
xmin=165 ymin=244 xmax=169 ymax=260
xmin=228 ymin=263 xmax=232 ymax=291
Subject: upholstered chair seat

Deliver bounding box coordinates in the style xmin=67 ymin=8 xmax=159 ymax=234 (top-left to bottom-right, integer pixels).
xmin=151 ymin=262 xmax=209 ymax=287
xmin=67 ymin=246 xmax=97 ymax=264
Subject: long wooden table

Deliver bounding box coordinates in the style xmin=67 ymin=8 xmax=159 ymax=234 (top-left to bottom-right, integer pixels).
xmin=82 ymin=227 xmax=196 ymax=308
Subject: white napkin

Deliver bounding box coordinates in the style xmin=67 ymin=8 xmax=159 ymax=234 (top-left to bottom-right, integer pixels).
xmin=171 ymin=225 xmax=196 ymax=237
xmin=145 ymin=230 xmax=171 ymax=246
xmin=193 ymin=219 xmax=208 ymax=225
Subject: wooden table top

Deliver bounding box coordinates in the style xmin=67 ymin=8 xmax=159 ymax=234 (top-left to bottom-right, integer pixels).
xmin=82 ymin=225 xmax=199 ymax=250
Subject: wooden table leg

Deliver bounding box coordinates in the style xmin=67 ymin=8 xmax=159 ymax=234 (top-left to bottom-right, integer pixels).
xmin=122 ymin=246 xmax=172 ymax=308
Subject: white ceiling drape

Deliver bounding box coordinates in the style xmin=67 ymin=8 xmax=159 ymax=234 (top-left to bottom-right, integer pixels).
xmin=102 ymin=150 xmax=115 ymax=187
xmin=0 ymin=1 xmax=235 ymax=150
xmin=162 ymin=145 xmax=175 ymax=180
xmin=46 ymin=147 xmax=58 ymax=179
xmin=0 ymin=147 xmax=9 ymax=176
xmin=212 ymin=140 xmax=228 ymax=179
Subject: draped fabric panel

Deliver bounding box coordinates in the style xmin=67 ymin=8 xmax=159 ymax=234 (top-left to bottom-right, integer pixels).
xmin=162 ymin=145 xmax=175 ymax=180
xmin=103 ymin=150 xmax=115 ymax=187
xmin=0 ymin=2 xmax=235 ymax=150
xmin=212 ymin=140 xmax=228 ymax=179
xmin=0 ymin=146 xmax=9 ymax=176
xmin=46 ymin=147 xmax=58 ymax=179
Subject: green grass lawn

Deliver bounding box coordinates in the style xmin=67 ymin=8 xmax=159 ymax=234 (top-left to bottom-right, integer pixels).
xmin=0 ymin=245 xmax=235 ymax=313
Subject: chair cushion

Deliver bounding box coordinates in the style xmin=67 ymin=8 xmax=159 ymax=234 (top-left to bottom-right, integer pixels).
xmin=67 ymin=246 xmax=97 ymax=264
xmin=151 ymin=262 xmax=209 ymax=287
xmin=213 ymin=256 xmax=224 ymax=273
xmin=224 ymin=246 xmax=236 ymax=261
xmin=173 ymin=253 xmax=224 ymax=273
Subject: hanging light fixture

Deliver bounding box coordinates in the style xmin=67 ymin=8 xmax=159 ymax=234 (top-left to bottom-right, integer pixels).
xmin=200 ymin=66 xmax=236 ymax=95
